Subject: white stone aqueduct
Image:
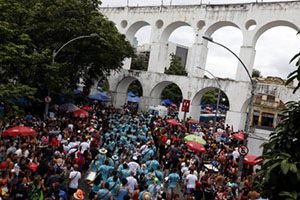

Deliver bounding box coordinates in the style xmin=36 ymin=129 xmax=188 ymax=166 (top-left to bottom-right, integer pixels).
xmin=99 ymin=1 xmax=300 ymax=131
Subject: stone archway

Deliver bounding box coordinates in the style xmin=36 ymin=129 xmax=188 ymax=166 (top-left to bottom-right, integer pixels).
xmin=190 ymin=86 xmax=230 ymax=121
xmin=112 ymin=76 xmax=144 ymax=108
xmin=252 ymin=20 xmax=299 ymax=47
xmin=149 ymin=81 xmax=184 ymax=106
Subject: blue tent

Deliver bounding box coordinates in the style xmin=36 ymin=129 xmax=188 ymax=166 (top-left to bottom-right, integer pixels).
xmin=128 ymin=96 xmax=140 ymax=103
xmin=162 ymin=99 xmax=174 ymax=105
xmin=73 ymin=89 xmax=81 ymax=94
xmin=89 ymin=92 xmax=110 ymax=101
xmin=128 ymin=91 xmax=136 ymax=97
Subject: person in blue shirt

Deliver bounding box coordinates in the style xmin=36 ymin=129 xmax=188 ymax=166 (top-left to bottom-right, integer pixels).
xmin=153 ymin=166 xmax=163 ymax=185
xmin=99 ymin=160 xmax=114 ymax=180
xmin=51 ymin=184 xmax=67 ymax=200
xmin=108 ymin=176 xmax=120 ymax=200
xmin=88 ymin=174 xmax=102 ymax=200
xmin=121 ymin=164 xmax=131 ymax=179
xmin=145 ymin=170 xmax=154 ymax=186
xmin=167 ymin=169 xmax=180 ymax=199
xmin=143 ymin=146 xmax=154 ymax=162
xmin=115 ymin=178 xmax=130 ymax=200
xmin=94 ymin=182 xmax=113 ymax=200
xmin=96 ymin=149 xmax=107 ymax=166
xmin=146 ymin=159 xmax=160 ymax=170
xmin=138 ymin=164 xmax=148 ymax=177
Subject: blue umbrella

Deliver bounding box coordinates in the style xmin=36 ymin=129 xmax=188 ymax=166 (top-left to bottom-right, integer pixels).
xmin=162 ymin=99 xmax=174 ymax=105
xmin=89 ymin=93 xmax=110 ymax=101
xmin=128 ymin=91 xmax=136 ymax=97
xmin=128 ymin=96 xmax=140 ymax=103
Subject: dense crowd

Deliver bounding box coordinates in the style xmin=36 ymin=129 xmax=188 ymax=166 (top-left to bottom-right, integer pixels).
xmin=0 ymin=104 xmax=265 ymax=200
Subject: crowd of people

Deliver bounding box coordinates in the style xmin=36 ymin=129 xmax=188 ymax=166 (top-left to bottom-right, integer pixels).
xmin=0 ymin=103 xmax=265 ymax=200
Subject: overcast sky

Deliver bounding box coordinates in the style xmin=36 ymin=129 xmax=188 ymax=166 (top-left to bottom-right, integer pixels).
xmin=100 ymin=0 xmax=300 ymax=80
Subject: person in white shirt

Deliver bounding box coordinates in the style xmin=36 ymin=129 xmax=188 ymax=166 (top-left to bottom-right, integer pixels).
xmin=232 ymin=147 xmax=240 ymax=162
xmin=68 ymin=164 xmax=81 ymax=198
xmin=80 ymin=138 xmax=90 ymax=154
xmin=186 ymin=169 xmax=198 ymax=198
xmin=127 ymin=157 xmax=140 ymax=176
xmin=126 ymin=172 xmax=137 ymax=193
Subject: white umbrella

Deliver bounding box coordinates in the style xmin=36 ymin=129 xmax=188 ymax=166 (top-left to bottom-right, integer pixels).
xmin=59 ymin=103 xmax=80 ymax=113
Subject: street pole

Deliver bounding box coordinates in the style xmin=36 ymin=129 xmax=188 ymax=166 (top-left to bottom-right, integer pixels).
xmin=197 ymin=67 xmax=221 ymax=133
xmin=202 ymin=35 xmax=257 ymax=187
xmin=43 ymin=33 xmax=98 ymax=120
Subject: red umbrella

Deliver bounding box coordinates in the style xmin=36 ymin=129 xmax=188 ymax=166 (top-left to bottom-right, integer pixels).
xmin=170 ymin=103 xmax=177 ymax=108
xmin=233 ymin=133 xmax=244 ymax=141
xmin=81 ymin=106 xmax=93 ymax=112
xmin=166 ymin=119 xmax=181 ymax=126
xmin=2 ymin=126 xmax=36 ymax=137
xmin=73 ymin=109 xmax=89 ymax=118
xmin=187 ymin=119 xmax=199 ymax=125
xmin=244 ymin=155 xmax=263 ymax=165
xmin=187 ymin=141 xmax=206 ymax=153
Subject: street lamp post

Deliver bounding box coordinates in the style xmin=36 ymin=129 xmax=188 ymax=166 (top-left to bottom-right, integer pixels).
xmin=197 ymin=67 xmax=221 ymax=133
xmin=43 ymin=33 xmax=98 ymax=120
xmin=202 ymin=35 xmax=257 ymax=186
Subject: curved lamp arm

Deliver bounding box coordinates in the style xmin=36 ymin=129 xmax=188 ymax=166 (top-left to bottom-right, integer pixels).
xmin=202 ymin=36 xmax=253 ymax=84
xmin=52 ymin=33 xmax=98 ymax=65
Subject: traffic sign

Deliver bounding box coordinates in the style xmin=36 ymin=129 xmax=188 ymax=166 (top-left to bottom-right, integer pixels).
xmin=181 ymin=99 xmax=191 ymax=112
xmin=45 ymin=96 xmax=51 ymax=103
xmin=238 ymin=145 xmax=249 ymax=156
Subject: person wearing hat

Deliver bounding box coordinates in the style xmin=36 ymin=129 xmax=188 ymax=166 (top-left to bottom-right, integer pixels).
xmin=153 ymin=166 xmax=163 ymax=185
xmin=138 ymin=163 xmax=148 ymax=177
xmin=112 ymin=155 xmax=120 ymax=165
xmin=148 ymin=176 xmax=161 ymax=200
xmin=141 ymin=191 xmax=151 ymax=200
xmin=97 ymin=148 xmax=108 ymax=165
xmin=128 ymin=156 xmax=140 ymax=176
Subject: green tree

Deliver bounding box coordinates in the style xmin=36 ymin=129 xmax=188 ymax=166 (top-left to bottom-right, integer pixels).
xmin=252 ymin=68 xmax=262 ymax=78
xmin=98 ymin=79 xmax=109 ymax=91
xmin=164 ymin=53 xmax=187 ymax=76
xmin=254 ymin=101 xmax=300 ymax=200
xmin=286 ymin=32 xmax=300 ymax=93
xmin=0 ymin=0 xmax=133 ymax=105
xmin=130 ymin=52 xmax=149 ymax=71
xmin=201 ymin=89 xmax=229 ymax=106
xmin=254 ymin=32 xmax=300 ymax=199
xmin=0 ymin=83 xmax=39 ymax=118
xmin=128 ymin=80 xmax=143 ymax=97
xmin=160 ymin=53 xmax=187 ymax=104
xmin=161 ymin=84 xmax=182 ymax=104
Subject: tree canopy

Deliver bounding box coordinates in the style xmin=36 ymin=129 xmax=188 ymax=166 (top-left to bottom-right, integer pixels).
xmin=201 ymin=89 xmax=229 ymax=107
xmin=252 ymin=68 xmax=262 ymax=78
xmin=164 ymin=53 xmax=187 ymax=76
xmin=0 ymin=0 xmax=133 ymax=103
xmin=130 ymin=52 xmax=149 ymax=71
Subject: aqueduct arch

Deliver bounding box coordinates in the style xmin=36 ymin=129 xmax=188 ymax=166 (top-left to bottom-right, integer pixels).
xmin=101 ymin=1 xmax=300 ymax=131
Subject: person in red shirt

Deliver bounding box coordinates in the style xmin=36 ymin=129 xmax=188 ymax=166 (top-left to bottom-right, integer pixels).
xmin=74 ymin=152 xmax=85 ymax=173
xmin=50 ymin=135 xmax=60 ymax=148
